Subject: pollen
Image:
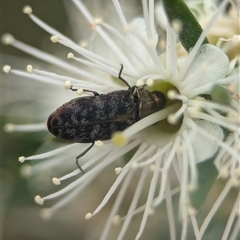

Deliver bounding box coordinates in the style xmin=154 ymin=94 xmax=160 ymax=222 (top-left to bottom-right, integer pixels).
xmin=94 ymin=18 xmax=103 ymax=25
xmin=167 ymin=113 xmax=179 ymax=125
xmin=80 ymin=40 xmax=89 ymax=48
xmin=4 ymin=123 xmax=15 ymax=132
xmin=1 ymin=33 xmax=15 ymax=45
xmin=230 ymin=178 xmax=239 ymax=187
xmin=20 ymin=164 xmax=32 ymax=177
xmin=52 ymin=177 xmax=61 ymax=185
xmin=227 ymin=84 xmax=235 ymax=93
xmin=50 ymin=35 xmax=60 ymax=43
xmin=226 ymin=111 xmax=240 ymax=123
xmin=188 ymin=183 xmax=197 ymax=192
xmin=85 ymin=213 xmax=92 ymax=220
xmin=136 ymin=79 xmax=145 ymax=87
xmin=22 ymin=5 xmax=33 ymax=14
xmin=131 ymin=162 xmax=139 ymax=169
xmin=112 ymin=215 xmax=121 ymax=225
xmin=67 ymin=52 xmax=74 ymax=59
xmin=2 ymin=65 xmax=11 ymax=73
xmin=115 ymin=167 xmax=122 ymax=175
xmin=27 ymin=65 xmax=33 ymax=74
xmin=112 ymin=132 xmax=127 ymax=147
xmin=218 ymin=168 xmax=230 ymax=179
xmin=77 ymin=88 xmax=83 ymax=96
xmin=147 ymin=39 xmax=156 ymax=48
xmin=18 ymin=156 xmax=26 ymax=163
xmin=149 ymin=164 xmax=155 ymax=172
xmin=146 ymin=79 xmax=154 ymax=86
xmin=148 ymin=208 xmax=155 ymax=215
xmin=40 ymin=208 xmax=53 ymax=221
xmin=167 ymin=89 xmax=178 ymax=100
xmin=188 ymin=206 xmax=197 ymax=216
xmin=64 ymin=80 xmax=72 ymax=89
xmin=34 ymin=195 xmax=44 ymax=205
xmin=124 ymin=24 xmax=133 ymax=34
xmin=171 ymin=19 xmax=182 ymax=34
xmin=95 ymin=140 xmax=104 ymax=147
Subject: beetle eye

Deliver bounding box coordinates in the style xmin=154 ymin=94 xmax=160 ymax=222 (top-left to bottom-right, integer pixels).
xmin=151 ymin=91 xmax=166 ymax=110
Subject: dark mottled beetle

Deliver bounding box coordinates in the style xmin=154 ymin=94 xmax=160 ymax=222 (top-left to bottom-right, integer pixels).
xmin=47 ymin=65 xmax=166 ymax=171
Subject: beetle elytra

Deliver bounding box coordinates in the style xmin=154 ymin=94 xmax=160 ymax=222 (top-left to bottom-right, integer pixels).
xmin=47 ymin=65 xmax=166 ymax=172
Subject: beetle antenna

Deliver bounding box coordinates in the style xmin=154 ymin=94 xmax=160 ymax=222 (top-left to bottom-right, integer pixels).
xmin=118 ymin=64 xmax=131 ymax=89
xmin=76 ymin=142 xmax=95 ymax=173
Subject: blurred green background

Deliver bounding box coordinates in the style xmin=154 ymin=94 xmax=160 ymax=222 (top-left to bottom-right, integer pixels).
xmin=1 ymin=1 xmax=80 ymax=240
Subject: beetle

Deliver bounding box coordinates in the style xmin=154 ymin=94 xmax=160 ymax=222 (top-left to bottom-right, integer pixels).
xmin=47 ymin=65 xmax=166 ymax=172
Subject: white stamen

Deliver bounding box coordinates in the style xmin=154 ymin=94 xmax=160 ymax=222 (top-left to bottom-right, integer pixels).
xmin=71 ymin=0 xmax=135 ymax=71
xmin=100 ymin=167 xmax=135 ymax=239
xmin=5 ymin=67 xmax=63 ymax=86
xmin=5 ymin=122 xmax=46 ymax=133
xmin=24 ymin=143 xmax=78 ymax=161
xmin=188 ymin=108 xmax=238 ymax=132
xmin=136 ymin=158 xmax=161 ymax=239
xmin=117 ymin=167 xmax=149 ymax=240
xmin=168 ymin=104 xmax=187 ymax=125
xmin=112 ymin=0 xmax=128 ymax=27
xmin=167 ymin=90 xmax=188 ymax=102
xmin=179 ymin=0 xmax=230 ymax=80
xmin=117 ymin=104 xmax=179 ymax=141
xmin=138 ymin=142 xmax=172 ymax=167
xmin=57 ymin=169 xmax=81 ymax=182
xmin=2 ymin=36 xmax=108 ymax=83
xmin=197 ymin=180 xmax=232 ymax=239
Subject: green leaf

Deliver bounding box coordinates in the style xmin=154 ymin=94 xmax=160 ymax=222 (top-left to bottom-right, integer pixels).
xmin=190 ymin=155 xmax=218 ymax=209
xmin=162 ymin=0 xmax=208 ymax=52
xmin=211 ymin=84 xmax=231 ymax=105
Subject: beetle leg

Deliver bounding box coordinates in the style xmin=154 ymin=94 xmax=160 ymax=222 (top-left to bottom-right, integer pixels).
xmin=118 ymin=64 xmax=131 ymax=89
xmin=82 ymin=89 xmax=99 ymax=96
xmin=70 ymin=86 xmax=99 ymax=96
xmin=76 ymin=142 xmax=95 ymax=173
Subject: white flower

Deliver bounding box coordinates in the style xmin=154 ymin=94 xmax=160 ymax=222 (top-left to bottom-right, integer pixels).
xmin=2 ymin=0 xmax=239 ymax=239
